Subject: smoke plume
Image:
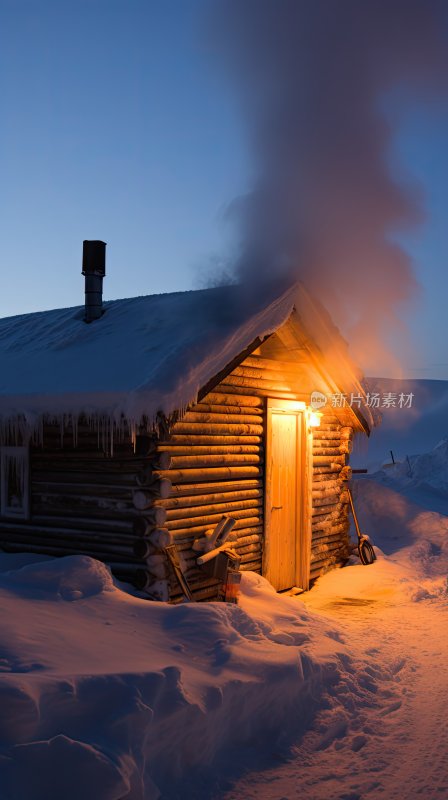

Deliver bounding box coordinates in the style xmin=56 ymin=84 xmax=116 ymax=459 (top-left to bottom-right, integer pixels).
xmin=211 ymin=0 xmax=448 ymax=372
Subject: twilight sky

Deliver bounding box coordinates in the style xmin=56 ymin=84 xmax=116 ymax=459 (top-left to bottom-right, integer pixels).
xmin=1 ymin=0 xmax=447 ymax=379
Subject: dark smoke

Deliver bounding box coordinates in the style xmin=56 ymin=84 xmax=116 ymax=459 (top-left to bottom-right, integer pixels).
xmin=211 ymin=0 xmax=448 ymax=372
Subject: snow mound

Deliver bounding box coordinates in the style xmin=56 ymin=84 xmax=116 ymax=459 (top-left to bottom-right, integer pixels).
xmin=0 ymin=555 xmax=114 ymax=601
xmin=384 ymin=436 xmax=448 ymax=493
xmin=0 ymin=559 xmax=357 ymax=799
xmin=347 ymin=475 xmax=448 ymax=602
xmin=1 ymin=735 xmax=130 ymax=800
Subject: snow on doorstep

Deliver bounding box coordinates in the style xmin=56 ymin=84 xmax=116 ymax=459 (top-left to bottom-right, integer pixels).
xmin=0 ymin=281 xmax=361 ymax=428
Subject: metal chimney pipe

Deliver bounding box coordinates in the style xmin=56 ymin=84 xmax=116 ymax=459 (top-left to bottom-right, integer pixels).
xmin=82 ymin=240 xmax=106 ymax=323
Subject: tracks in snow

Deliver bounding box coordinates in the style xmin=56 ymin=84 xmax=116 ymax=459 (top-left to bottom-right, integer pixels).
xmin=214 ymin=594 xmax=448 ymax=800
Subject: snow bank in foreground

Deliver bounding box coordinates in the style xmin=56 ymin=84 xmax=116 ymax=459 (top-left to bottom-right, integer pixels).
xmin=0 ymin=555 xmax=352 ymax=800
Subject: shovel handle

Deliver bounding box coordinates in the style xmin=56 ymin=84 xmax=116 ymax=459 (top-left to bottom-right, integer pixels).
xmin=348 ymin=488 xmax=362 ymax=540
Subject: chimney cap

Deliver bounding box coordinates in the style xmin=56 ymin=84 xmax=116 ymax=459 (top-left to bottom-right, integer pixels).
xmin=82 ymin=240 xmax=106 ymax=276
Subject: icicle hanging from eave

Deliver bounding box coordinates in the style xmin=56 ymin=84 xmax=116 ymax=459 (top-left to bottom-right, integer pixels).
xmin=0 ymin=384 xmax=204 ymax=455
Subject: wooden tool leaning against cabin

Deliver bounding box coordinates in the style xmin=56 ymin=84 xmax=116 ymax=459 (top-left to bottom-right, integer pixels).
xmin=194 ymin=516 xmax=242 ymax=601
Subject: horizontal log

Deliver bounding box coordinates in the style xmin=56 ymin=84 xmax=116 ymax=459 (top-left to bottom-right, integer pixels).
xmin=0 ymin=533 xmax=139 ymax=558
xmin=312 ymin=431 xmax=344 ymax=441
xmin=312 ymin=473 xmax=343 ymax=485
xmin=312 ymin=464 xmax=343 ymax=475
xmin=28 ymin=514 xmax=134 ymax=534
xmin=340 ymin=426 xmax=354 ymax=438
xmin=310 ymin=543 xmax=350 ymax=563
xmin=135 ymin=476 xmax=172 ymax=498
xmin=314 ymin=424 xmax=341 ymax=432
xmin=223 ymin=374 xmax=294 ymax=392
xmin=240 ymin=551 xmax=263 ymax=565
xmin=169 ymin=454 xmax=262 ymax=469
xmin=160 ymin=488 xmax=262 ymax=511
xmin=313 ymin=455 xmax=346 ymax=466
xmin=132 ymin=521 xmax=173 ymax=547
xmin=240 ymin=560 xmax=262 ymax=572
xmin=162 ymin=435 xmax=262 ymax=446
xmin=31 ymin=472 xmax=140 ymax=488
xmin=243 ymin=355 xmax=308 ymax=371
xmin=312 ymin=446 xmax=346 ymax=457
xmin=172 ymin=423 xmax=263 ymax=436
xmin=310 ymin=560 xmax=345 ymax=580
xmin=312 ymin=494 xmax=340 ymax=509
xmin=133 ymin=539 xmax=170 ymax=566
xmin=191 ymin=402 xmax=263 ymax=416
xmin=158 ymin=466 xmax=262 ymax=484
xmin=312 ymin=530 xmax=350 ymax=547
xmin=167 ymin=508 xmax=262 ymax=531
xmin=182 ymin=411 xmax=263 ymax=425
xmin=132 ymin=500 xmax=167 ymax=526
xmin=149 ymin=452 xmax=172 ymax=470
xmin=232 ymin=365 xmax=305 ymax=382
xmin=216 ymin=383 xmax=305 ymax=401
xmin=314 ymin=490 xmax=349 ymax=508
xmin=312 ymin=519 xmax=350 ymax=535
xmin=0 ymin=539 xmax=142 ymax=565
xmin=312 ymin=482 xmax=343 ymax=497
xmin=30 ymin=503 xmax=138 ymax=527
xmin=31 ymin=482 xmax=134 ymax=500
xmin=202 ymin=392 xmax=263 ymax=408
xmin=234 ymin=533 xmax=262 ymax=547
xmin=31 ymin=488 xmax=134 ymax=510
xmin=234 ymin=542 xmax=261 ymax=556
xmin=168 ymin=479 xmax=263 ymax=498
xmin=170 ymin=517 xmax=262 ymax=539
xmin=165 ymin=498 xmax=262 ymax=521
xmin=312 ymin=503 xmax=349 ymax=521
xmin=158 ymin=444 xmax=261 ymax=456
xmin=32 ymin=454 xmax=147 ymax=468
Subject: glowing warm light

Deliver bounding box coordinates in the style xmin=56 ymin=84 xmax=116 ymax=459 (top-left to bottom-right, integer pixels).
xmin=308 ymin=410 xmax=322 ymax=427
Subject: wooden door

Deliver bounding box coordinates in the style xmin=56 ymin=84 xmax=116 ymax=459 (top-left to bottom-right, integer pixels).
xmin=264 ymin=400 xmax=311 ymax=591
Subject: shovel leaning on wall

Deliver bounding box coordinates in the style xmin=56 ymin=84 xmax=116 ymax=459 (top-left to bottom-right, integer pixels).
xmin=347 ymin=487 xmax=376 ymax=565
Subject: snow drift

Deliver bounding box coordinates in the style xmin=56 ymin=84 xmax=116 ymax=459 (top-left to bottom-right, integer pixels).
xmin=0 ymin=554 xmax=354 ymax=800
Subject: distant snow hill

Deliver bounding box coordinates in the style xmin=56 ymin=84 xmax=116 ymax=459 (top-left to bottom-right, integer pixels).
xmin=351 ymin=377 xmax=448 ymax=473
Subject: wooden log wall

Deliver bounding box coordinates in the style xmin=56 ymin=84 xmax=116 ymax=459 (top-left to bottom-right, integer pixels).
xmin=153 ymin=388 xmax=265 ymax=601
xmin=0 ymin=420 xmax=173 ymax=592
xmin=138 ymin=349 xmax=312 ymax=600
xmin=0 ymin=348 xmax=360 ymax=600
xmin=310 ymin=416 xmax=354 ymax=582
xmin=140 ymin=347 xmax=358 ymax=600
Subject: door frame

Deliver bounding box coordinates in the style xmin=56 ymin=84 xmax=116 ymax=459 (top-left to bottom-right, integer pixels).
xmin=263 ymin=399 xmax=313 ymax=591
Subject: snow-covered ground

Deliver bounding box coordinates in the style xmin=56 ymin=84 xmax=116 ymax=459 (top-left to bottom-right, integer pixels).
xmin=0 ymin=554 xmax=364 ymax=800
xmin=218 ymin=442 xmax=448 ymax=800
xmin=1 ymin=439 xmax=448 ymax=799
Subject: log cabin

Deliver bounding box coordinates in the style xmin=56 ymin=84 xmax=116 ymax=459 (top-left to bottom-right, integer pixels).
xmin=0 ymin=242 xmax=373 ymax=601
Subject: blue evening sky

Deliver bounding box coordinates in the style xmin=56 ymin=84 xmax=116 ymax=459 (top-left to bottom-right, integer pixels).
xmin=1 ymin=0 xmax=447 ymax=379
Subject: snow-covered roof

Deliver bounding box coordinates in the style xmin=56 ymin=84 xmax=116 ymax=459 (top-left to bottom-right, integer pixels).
xmin=0 ymin=282 xmax=365 ymax=428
